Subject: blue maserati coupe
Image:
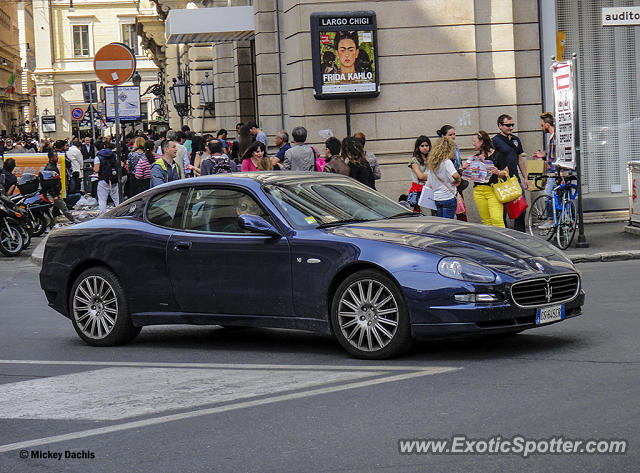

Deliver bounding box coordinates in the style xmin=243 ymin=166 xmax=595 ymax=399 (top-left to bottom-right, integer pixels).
xmin=40 ymin=172 xmax=584 ymax=359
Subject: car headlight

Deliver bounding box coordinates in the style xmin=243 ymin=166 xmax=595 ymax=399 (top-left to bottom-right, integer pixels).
xmin=437 ymin=257 xmax=496 ymax=283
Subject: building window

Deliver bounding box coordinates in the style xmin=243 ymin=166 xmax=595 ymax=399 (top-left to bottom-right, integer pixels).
xmin=121 ymin=23 xmax=139 ymax=56
xmin=73 ymin=25 xmax=90 ymax=57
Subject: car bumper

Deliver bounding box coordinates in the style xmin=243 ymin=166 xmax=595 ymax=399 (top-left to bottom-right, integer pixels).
xmin=410 ymin=291 xmax=584 ymax=338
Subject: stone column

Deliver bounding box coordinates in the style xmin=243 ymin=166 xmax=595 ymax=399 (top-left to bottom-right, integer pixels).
xmin=234 ymin=40 xmax=255 ymax=126
xmin=211 ymin=42 xmax=237 ymax=134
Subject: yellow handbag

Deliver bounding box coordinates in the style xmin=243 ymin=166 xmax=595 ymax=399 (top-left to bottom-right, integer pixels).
xmin=492 ymin=175 xmax=522 ymax=203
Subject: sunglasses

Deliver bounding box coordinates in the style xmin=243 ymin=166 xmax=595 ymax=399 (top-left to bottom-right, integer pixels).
xmin=501 ymin=123 xmax=515 ymax=128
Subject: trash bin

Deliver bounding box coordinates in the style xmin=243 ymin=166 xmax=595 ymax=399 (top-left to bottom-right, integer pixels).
xmin=629 ymin=161 xmax=640 ymax=227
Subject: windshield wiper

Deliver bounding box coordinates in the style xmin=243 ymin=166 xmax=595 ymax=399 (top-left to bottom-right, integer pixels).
xmin=387 ymin=212 xmax=420 ymax=219
xmin=317 ymin=218 xmax=372 ymax=228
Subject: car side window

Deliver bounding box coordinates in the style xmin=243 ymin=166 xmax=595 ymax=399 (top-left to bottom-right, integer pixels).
xmin=146 ymin=189 xmax=186 ymax=228
xmin=182 ymin=187 xmax=271 ymax=234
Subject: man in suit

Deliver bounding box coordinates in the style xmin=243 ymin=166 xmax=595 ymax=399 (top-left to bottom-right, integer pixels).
xmin=80 ymin=136 xmax=95 ymax=161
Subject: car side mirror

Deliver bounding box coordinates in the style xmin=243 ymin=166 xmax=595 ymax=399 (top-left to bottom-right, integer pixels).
xmin=238 ymin=214 xmax=281 ymax=237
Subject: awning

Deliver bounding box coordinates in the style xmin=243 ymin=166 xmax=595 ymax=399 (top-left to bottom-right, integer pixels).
xmin=166 ymin=6 xmax=255 ymax=44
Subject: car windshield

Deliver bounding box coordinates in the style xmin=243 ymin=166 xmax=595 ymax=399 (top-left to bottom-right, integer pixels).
xmin=263 ymin=180 xmax=414 ymax=229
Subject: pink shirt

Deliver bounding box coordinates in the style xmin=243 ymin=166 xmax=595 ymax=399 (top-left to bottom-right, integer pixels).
xmin=241 ymin=159 xmax=259 ymax=172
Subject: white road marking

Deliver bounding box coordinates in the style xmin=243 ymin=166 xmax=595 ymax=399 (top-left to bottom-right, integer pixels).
xmin=0 ymin=367 xmax=377 ymax=421
xmin=0 ymin=359 xmax=436 ymax=371
xmin=0 ymin=366 xmax=457 ymax=453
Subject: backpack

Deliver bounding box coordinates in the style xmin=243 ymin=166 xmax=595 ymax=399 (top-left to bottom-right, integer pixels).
xmin=207 ymin=155 xmax=232 ymax=174
xmin=98 ymin=152 xmax=119 ymax=184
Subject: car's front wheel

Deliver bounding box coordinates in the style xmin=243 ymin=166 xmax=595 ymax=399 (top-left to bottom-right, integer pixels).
xmin=70 ymin=267 xmax=141 ymax=346
xmin=331 ymin=270 xmax=412 ymax=359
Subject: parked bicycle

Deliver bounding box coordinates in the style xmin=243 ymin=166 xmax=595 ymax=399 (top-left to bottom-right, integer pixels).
xmin=528 ymin=169 xmax=578 ymax=250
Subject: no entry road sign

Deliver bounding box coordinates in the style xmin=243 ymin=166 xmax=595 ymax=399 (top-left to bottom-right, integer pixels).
xmin=71 ymin=107 xmax=84 ymax=120
xmin=93 ymin=42 xmax=136 ymax=86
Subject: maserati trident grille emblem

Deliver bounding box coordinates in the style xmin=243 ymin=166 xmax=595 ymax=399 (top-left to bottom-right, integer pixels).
xmin=544 ymin=283 xmax=553 ymax=303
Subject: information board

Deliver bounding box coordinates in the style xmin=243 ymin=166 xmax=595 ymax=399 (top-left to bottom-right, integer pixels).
xmin=105 ymin=86 xmax=141 ymax=121
xmin=552 ymin=61 xmax=576 ymax=170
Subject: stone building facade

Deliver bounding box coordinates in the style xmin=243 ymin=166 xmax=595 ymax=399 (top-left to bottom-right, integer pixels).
xmin=33 ymin=0 xmax=159 ymax=141
xmin=0 ymin=1 xmax=32 ymax=137
xmin=140 ymin=0 xmax=637 ymax=208
xmin=138 ymin=0 xmax=544 ymax=200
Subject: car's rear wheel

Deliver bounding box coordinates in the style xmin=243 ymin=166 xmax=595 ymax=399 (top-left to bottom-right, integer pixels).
xmin=70 ymin=267 xmax=141 ymax=346
xmin=331 ymin=270 xmax=412 ymax=359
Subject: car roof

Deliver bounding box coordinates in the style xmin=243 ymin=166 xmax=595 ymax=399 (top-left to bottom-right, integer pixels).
xmin=151 ymin=171 xmax=351 ymax=192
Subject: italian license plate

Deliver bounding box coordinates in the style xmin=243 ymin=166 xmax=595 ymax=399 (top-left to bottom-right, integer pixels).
xmin=536 ymin=304 xmax=565 ymax=325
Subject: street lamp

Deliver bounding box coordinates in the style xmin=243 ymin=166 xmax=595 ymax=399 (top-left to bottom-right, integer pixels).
xmin=170 ymin=74 xmax=187 ymax=113
xmin=199 ymin=71 xmax=214 ymax=133
xmin=169 ymin=71 xmax=190 ymax=127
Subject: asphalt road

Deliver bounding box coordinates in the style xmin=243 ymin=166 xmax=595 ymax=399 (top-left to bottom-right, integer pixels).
xmin=0 ymin=255 xmax=638 ymax=473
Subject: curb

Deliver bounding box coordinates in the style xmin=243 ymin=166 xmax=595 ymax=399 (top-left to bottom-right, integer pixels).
xmin=569 ymin=250 xmax=640 ymax=263
xmin=30 ymin=235 xmax=48 ymax=267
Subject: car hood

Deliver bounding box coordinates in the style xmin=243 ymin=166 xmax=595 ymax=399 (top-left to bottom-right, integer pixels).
xmin=327 ymin=217 xmax=574 ymax=276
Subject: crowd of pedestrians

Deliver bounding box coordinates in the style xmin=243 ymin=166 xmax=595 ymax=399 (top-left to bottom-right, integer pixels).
xmin=1 ymin=112 xmax=557 ymax=229
xmin=118 ymin=124 xmax=383 ymax=199
xmin=404 ymin=112 xmax=552 ymax=231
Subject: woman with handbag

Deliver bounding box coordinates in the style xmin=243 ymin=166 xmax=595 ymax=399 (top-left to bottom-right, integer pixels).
xmin=426 ymin=137 xmax=461 ymax=219
xmin=407 ymin=135 xmax=431 ymax=213
xmin=463 ymin=130 xmax=509 ymax=228
xmin=437 ymin=125 xmax=469 ymax=221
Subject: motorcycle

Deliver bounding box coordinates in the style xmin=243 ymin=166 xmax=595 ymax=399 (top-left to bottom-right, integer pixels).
xmin=0 ymin=195 xmax=27 ymax=257
xmin=12 ymin=174 xmax=54 ymax=237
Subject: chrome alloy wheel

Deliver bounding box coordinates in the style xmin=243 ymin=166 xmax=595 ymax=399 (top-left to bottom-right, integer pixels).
xmin=337 ymin=279 xmax=399 ymax=352
xmin=72 ymin=275 xmax=118 ymax=339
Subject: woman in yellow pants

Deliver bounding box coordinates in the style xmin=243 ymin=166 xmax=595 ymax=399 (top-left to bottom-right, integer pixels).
xmin=463 ymin=131 xmax=509 ymax=227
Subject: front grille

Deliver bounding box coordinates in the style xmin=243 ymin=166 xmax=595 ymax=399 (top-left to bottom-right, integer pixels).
xmin=510 ymin=274 xmax=580 ymax=307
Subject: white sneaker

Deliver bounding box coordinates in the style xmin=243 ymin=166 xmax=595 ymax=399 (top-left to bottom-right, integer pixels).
xmin=538 ymin=220 xmax=554 ymax=229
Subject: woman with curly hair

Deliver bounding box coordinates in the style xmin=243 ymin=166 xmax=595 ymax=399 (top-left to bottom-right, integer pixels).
xmin=462 ymin=130 xmax=509 ymax=227
xmin=436 ymin=124 xmax=468 ymax=221
xmin=241 ymin=141 xmax=272 ymax=171
xmin=341 ymin=136 xmax=374 ymax=188
xmin=426 ymin=136 xmax=461 ymax=219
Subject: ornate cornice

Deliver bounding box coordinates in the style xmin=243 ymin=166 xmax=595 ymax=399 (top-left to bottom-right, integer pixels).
xmin=137 ymin=23 xmax=167 ymax=68
xmin=149 ymin=0 xmax=190 ymax=21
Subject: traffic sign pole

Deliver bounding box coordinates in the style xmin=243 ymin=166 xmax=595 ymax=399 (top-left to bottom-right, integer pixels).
xmin=89 ymin=98 xmax=96 ymax=142
xmin=93 ymin=42 xmax=136 ymax=203
xmin=114 ymin=85 xmax=123 ymax=202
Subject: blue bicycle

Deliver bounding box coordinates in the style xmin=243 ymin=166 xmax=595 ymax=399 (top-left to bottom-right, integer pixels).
xmin=528 ymin=171 xmax=578 ymax=250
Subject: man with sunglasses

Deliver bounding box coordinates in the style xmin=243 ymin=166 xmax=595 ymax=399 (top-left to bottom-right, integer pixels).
xmin=492 ymin=114 xmax=529 ymax=232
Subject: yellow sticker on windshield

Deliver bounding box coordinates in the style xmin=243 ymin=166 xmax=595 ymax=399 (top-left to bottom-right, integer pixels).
xmin=304 ymin=216 xmax=317 ymax=224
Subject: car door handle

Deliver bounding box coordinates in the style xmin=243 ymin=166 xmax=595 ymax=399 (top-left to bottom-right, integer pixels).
xmin=173 ymin=241 xmax=192 ymax=251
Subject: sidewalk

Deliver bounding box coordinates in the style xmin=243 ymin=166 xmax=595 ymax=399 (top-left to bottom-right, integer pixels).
xmin=30 ymin=219 xmax=640 ymax=267
xmin=562 ymin=221 xmax=640 ymax=263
